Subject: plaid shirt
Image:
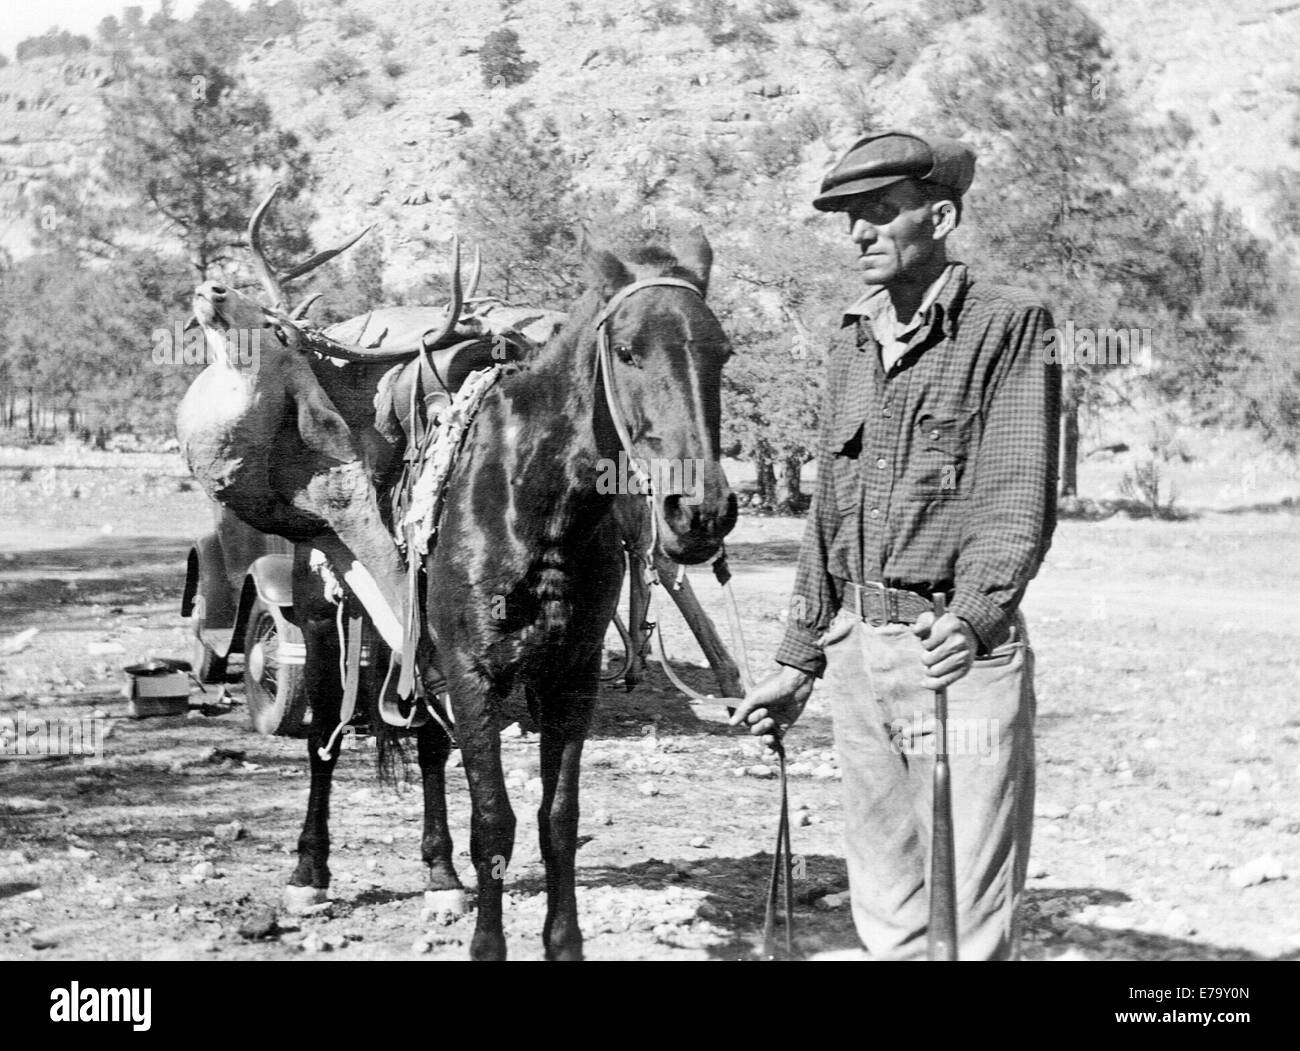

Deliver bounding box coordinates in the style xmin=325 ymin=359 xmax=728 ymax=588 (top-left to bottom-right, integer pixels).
xmin=775 ymin=263 xmax=1061 ymax=676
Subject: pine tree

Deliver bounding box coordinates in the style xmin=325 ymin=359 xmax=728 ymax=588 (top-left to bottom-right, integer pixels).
xmin=928 ymin=0 xmax=1179 ymax=495
xmin=456 ymin=104 xmax=580 ymax=304
xmin=35 ymin=15 xmax=316 ymax=281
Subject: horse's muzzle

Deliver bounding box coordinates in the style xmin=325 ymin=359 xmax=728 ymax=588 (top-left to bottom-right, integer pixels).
xmin=658 ymin=490 xmax=738 ymax=564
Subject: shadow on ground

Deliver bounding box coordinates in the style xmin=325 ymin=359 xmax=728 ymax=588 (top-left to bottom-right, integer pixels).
xmin=0 ymin=537 xmax=192 ymax=629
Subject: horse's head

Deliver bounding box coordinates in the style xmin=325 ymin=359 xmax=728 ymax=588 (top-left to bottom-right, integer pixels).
xmin=587 ymin=229 xmax=738 ymax=564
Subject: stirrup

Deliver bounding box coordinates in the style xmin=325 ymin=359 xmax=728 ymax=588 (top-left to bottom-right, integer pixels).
xmin=377 ymin=652 xmax=429 ymax=729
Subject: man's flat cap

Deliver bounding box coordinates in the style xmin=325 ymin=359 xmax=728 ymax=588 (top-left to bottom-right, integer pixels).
xmin=813 ymin=130 xmax=976 ymax=211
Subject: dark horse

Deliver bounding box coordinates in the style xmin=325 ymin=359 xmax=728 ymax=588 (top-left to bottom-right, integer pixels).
xmin=288 ymin=233 xmax=737 ymax=960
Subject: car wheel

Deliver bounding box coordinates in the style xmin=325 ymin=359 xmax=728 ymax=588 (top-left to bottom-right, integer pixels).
xmin=243 ymin=597 xmax=308 ymax=737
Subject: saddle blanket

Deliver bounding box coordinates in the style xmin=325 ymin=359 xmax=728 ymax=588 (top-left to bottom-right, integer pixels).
xmin=400 ymin=365 xmax=504 ymax=556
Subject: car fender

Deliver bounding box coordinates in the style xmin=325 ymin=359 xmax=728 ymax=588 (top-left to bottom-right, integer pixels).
xmin=183 ymin=533 xmax=236 ymax=624
xmin=247 ymin=554 xmax=295 ymax=608
xmin=233 ymin=556 xmax=305 ymax=670
xmin=204 ymin=554 xmax=296 ymax=659
xmin=186 ymin=533 xmax=244 ymax=658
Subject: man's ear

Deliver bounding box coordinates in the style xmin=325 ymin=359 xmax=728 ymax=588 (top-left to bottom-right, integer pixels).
xmin=931 ymin=199 xmax=959 ymax=240
xmin=585 ymin=248 xmax=634 ymax=298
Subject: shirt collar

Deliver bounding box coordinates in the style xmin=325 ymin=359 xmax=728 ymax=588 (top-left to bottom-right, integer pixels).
xmin=841 ymin=262 xmax=967 ymax=342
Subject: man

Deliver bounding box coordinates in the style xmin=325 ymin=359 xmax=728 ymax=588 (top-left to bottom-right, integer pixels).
xmin=731 ymin=131 xmax=1060 ymax=960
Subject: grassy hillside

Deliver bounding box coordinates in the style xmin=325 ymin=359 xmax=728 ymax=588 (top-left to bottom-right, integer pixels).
xmin=2 ymin=0 xmax=1298 ymax=506
xmin=3 ymin=0 xmax=1298 ymax=270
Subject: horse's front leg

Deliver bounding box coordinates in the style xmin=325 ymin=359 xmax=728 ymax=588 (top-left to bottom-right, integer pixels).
xmin=452 ymin=677 xmax=516 ymax=961
xmin=537 ymin=654 xmax=600 ymax=961
xmin=416 ymin=718 xmax=467 ymax=913
xmin=285 ymin=598 xmax=343 ymax=913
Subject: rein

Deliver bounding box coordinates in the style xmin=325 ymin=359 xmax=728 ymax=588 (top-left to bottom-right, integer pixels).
xmin=594 ymin=277 xmax=795 ymax=958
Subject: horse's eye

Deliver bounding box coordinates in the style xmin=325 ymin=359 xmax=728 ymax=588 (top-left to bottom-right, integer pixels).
xmin=272 ymin=324 xmax=290 ymax=347
xmin=613 ymin=342 xmax=636 ymax=365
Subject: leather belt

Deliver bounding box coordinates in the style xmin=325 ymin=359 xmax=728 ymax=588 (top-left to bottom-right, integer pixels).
xmin=835 ymin=577 xmax=946 ymax=626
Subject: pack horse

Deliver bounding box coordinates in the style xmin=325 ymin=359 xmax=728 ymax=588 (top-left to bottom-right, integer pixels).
xmin=179 ymin=190 xmax=738 ymax=960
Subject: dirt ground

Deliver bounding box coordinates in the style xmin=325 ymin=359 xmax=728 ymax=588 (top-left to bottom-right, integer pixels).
xmin=1 ymin=453 xmax=1298 ymax=961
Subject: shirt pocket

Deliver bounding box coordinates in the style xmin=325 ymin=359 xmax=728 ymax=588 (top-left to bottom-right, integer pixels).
xmin=827 ymin=420 xmax=864 ymax=514
xmin=907 ymin=411 xmax=974 ymax=499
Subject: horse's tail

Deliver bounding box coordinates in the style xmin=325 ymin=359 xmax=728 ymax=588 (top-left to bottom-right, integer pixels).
xmin=366 ymin=660 xmax=408 ymax=788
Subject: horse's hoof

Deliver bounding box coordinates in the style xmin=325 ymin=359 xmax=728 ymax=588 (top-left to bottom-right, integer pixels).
xmin=423 ymin=888 xmax=469 ymax=923
xmin=283 ymin=885 xmax=329 ymax=915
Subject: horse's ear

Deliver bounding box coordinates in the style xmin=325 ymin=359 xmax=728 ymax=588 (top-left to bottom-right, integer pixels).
xmin=586 ymin=248 xmax=633 ymax=298
xmin=674 ymin=226 xmax=713 ymax=296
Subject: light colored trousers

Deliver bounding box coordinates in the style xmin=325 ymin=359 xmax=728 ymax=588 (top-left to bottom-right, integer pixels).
xmin=820 ymin=607 xmax=1037 ymax=960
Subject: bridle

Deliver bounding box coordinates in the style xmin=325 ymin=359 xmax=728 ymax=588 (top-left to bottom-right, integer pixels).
xmin=593 ymin=276 xmax=754 ymax=697
xmin=593 ymin=276 xmax=751 ymax=700
xmin=592 ymin=278 xmax=795 ymax=958
xmin=592 ymin=275 xmax=705 ymax=562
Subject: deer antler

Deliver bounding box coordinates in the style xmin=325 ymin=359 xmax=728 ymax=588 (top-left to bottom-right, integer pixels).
xmin=420 ymin=236 xmax=463 ymax=351
xmin=465 ymin=246 xmax=482 ymax=301
xmin=248 ymin=183 xmax=372 ymax=313
xmin=290 ymin=294 xmax=324 ymax=321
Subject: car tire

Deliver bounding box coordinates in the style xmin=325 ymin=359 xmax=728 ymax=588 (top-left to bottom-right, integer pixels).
xmin=243 ymin=597 xmax=309 ymax=737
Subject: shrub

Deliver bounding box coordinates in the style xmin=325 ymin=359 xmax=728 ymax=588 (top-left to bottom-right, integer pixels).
xmin=245 ymin=0 xmax=304 ymax=39
xmin=645 ymin=0 xmax=687 ymax=26
xmin=822 ymin=16 xmax=925 ymax=78
xmin=15 ymin=29 xmax=91 ymax=62
xmin=383 ymin=58 xmax=406 ymax=78
xmin=339 ymin=82 xmax=368 ymax=119
xmin=479 ymin=28 xmax=537 ymax=88
xmin=736 ymin=52 xmax=767 ymax=80
xmin=688 ymin=0 xmax=733 ymax=37
xmin=786 ymin=104 xmax=830 ymax=144
xmin=337 ymin=10 xmax=375 ymax=38
xmin=303 ymin=113 xmax=333 ymax=140
xmin=687 ymin=137 xmax=740 ymax=190
xmin=748 ymin=122 xmax=803 ymax=177
xmin=342 ymin=77 xmax=398 ymax=115
xmin=758 ymin=0 xmax=800 ymax=21
xmin=1118 ymin=459 xmax=1183 ymax=519
xmin=700 ymin=7 xmax=775 ymax=49
xmin=302 ymin=46 xmax=366 ymax=93
xmin=838 ymin=82 xmax=875 ymax=135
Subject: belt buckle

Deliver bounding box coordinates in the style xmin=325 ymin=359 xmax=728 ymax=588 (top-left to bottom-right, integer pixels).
xmin=859 ymin=580 xmax=890 ymax=625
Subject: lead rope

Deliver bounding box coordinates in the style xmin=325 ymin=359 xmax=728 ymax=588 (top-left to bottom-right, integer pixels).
xmin=639 ymin=551 xmax=795 ymax=958
xmin=718 ymin=551 xmax=792 ymax=956
xmin=654 ymin=551 xmax=794 ymax=956
xmin=762 ymin=737 xmax=794 ymax=959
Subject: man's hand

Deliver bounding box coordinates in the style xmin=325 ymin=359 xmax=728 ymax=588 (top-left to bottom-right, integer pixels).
xmin=728 ymin=665 xmax=815 ymax=751
xmin=913 ymin=611 xmax=978 ymax=690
